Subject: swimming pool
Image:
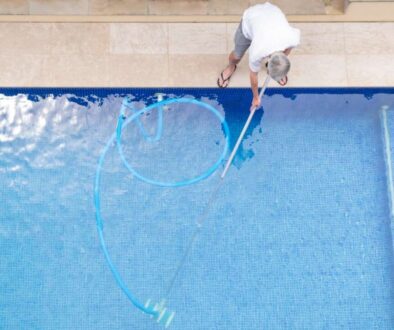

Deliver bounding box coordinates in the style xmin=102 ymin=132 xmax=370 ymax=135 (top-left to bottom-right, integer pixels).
xmin=1 ymin=88 xmax=393 ymax=329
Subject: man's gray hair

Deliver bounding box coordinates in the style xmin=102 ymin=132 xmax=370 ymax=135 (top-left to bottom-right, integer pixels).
xmin=267 ymin=52 xmax=291 ymax=81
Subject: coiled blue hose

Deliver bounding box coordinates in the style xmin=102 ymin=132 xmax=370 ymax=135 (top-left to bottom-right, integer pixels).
xmin=94 ymin=96 xmax=230 ymax=319
xmin=122 ymin=97 xmax=164 ymax=142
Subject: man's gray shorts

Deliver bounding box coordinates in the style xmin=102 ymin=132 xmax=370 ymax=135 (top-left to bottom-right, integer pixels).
xmin=233 ymin=20 xmax=251 ymax=59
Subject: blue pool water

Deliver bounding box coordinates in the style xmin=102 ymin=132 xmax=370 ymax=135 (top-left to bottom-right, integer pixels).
xmin=1 ymin=88 xmax=393 ymax=329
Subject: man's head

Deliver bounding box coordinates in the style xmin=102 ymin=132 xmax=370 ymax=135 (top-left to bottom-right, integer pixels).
xmin=267 ymin=52 xmax=291 ymax=83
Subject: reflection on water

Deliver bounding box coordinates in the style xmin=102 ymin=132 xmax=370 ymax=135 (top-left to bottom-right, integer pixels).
xmin=0 ymin=94 xmax=102 ymax=172
xmin=0 ymin=92 xmax=260 ymax=174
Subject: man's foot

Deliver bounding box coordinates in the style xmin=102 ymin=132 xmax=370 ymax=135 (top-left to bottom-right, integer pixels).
xmin=217 ymin=64 xmax=237 ymax=88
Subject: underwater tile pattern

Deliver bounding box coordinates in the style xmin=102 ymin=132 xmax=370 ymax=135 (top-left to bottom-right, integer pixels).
xmin=0 ymin=88 xmax=393 ymax=329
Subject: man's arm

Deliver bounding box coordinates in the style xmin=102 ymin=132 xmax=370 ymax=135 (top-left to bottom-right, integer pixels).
xmin=249 ymin=70 xmax=261 ymax=109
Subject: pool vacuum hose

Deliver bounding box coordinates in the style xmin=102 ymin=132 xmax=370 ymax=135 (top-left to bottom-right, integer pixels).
xmin=94 ymin=77 xmax=270 ymax=327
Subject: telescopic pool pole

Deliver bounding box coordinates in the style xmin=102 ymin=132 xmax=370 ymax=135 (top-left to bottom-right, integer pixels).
xmin=221 ymin=75 xmax=271 ymax=179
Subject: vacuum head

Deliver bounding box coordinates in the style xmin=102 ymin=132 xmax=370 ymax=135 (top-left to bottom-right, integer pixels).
xmin=145 ymin=299 xmax=175 ymax=328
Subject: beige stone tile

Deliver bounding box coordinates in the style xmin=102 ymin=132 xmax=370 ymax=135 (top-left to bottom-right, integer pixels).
xmin=226 ymin=22 xmax=240 ymax=53
xmin=46 ymin=54 xmax=109 ymax=87
xmin=169 ymin=23 xmax=226 ymax=54
xmin=0 ymin=23 xmax=109 ymax=56
xmin=249 ymin=0 xmax=326 ymax=15
xmin=325 ymin=0 xmax=346 ymax=14
xmin=0 ymin=23 xmax=54 ymax=56
xmin=106 ymin=54 xmax=169 ymax=87
xmin=285 ymin=55 xmax=348 ymax=87
xmin=208 ymin=0 xmax=248 ymax=15
xmin=344 ymin=23 xmax=394 ymax=55
xmin=3 ymin=22 xmax=388 ymax=88
xmin=51 ymin=23 xmax=109 ymax=55
xmin=110 ymin=23 xmax=168 ymax=54
xmin=148 ymin=0 xmax=208 ymax=15
xmin=0 ymin=0 xmax=29 ymax=14
xmin=169 ymin=54 xmax=229 ymax=87
xmin=344 ymin=2 xmax=394 ymax=22
xmin=348 ymin=0 xmax=393 ymax=2
xmin=89 ymin=0 xmax=147 ymax=15
xmin=29 ymin=0 xmax=89 ymax=15
xmin=346 ymin=55 xmax=394 ymax=86
xmin=292 ymin=23 xmax=345 ymax=55
xmin=0 ymin=55 xmax=50 ymax=86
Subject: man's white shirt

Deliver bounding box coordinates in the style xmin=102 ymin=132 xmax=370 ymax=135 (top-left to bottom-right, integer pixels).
xmin=242 ymin=2 xmax=301 ymax=72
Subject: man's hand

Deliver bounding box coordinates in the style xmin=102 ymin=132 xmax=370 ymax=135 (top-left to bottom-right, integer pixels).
xmin=251 ymin=96 xmax=261 ymax=111
xmin=249 ymin=70 xmax=260 ymax=111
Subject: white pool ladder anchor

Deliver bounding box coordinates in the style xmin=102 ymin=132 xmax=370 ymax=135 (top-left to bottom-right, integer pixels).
xmin=145 ymin=299 xmax=175 ymax=328
xmin=381 ymin=105 xmax=394 ymax=220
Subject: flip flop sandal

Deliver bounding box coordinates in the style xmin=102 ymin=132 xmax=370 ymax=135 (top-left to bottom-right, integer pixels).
xmin=217 ymin=65 xmax=237 ymax=88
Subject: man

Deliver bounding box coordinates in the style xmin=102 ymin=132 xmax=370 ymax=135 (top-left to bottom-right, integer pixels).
xmin=217 ymin=2 xmax=301 ymax=109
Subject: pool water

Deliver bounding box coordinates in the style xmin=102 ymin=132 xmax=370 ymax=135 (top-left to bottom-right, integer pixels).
xmin=0 ymin=88 xmax=393 ymax=329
